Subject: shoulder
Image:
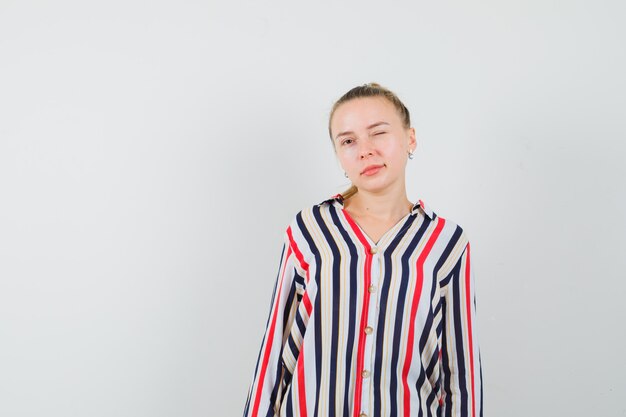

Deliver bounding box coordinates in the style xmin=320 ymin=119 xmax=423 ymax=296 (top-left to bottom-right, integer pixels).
xmin=422 ymin=203 xmax=473 ymax=279
xmin=411 ymin=199 xmax=468 ymax=246
xmin=281 ymin=195 xmax=344 ymax=249
xmin=436 ymin=215 xmax=470 ymax=249
xmin=417 ymin=200 xmax=472 ymax=272
xmin=287 ymin=195 xmax=343 ymax=229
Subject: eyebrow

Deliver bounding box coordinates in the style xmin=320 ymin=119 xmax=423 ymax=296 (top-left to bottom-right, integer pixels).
xmin=334 ymin=121 xmax=390 ymax=140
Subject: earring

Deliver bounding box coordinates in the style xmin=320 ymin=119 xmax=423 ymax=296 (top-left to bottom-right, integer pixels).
xmin=344 ymin=172 xmax=348 ymax=178
xmin=408 ymin=150 xmax=414 ymax=160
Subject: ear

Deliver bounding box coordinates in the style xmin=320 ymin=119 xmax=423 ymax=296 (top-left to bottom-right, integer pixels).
xmin=408 ymin=127 xmax=417 ymax=152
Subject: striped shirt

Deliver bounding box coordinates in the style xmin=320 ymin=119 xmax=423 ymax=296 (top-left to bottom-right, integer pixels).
xmin=244 ymin=195 xmax=482 ymax=417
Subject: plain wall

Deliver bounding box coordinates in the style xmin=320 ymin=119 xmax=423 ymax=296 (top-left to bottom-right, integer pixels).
xmin=1 ymin=1 xmax=625 ymax=416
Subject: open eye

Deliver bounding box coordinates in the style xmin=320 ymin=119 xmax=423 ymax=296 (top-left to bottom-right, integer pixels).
xmin=340 ymin=138 xmax=355 ymax=146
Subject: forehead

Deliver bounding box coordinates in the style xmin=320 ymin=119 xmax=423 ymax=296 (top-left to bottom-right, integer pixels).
xmin=331 ymin=97 xmax=400 ymax=135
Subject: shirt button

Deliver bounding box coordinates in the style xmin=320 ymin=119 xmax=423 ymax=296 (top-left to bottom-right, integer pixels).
xmin=364 ymin=326 xmax=373 ymax=335
xmin=369 ymin=247 xmax=378 ymax=254
xmin=362 ymin=370 xmax=370 ymax=378
xmin=368 ymin=285 xmax=377 ymax=293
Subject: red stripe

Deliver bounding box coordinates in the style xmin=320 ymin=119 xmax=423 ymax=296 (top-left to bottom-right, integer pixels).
xmin=250 ymin=247 xmax=292 ymax=417
xmin=287 ymin=226 xmax=310 ymax=278
xmin=402 ymin=218 xmax=445 ymax=417
xmin=341 ymin=210 xmax=370 ymax=250
xmin=297 ymin=345 xmax=308 ymax=417
xmin=302 ymin=292 xmax=313 ymax=315
xmin=341 ymin=209 xmax=372 ymax=417
xmin=464 ymin=243 xmax=476 ymax=417
xmin=287 ymin=227 xmax=311 ymax=415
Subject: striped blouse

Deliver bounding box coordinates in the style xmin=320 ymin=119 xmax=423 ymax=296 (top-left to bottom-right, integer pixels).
xmin=243 ymin=195 xmax=482 ymax=417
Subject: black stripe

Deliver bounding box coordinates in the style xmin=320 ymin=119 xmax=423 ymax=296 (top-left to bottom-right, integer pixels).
xmin=329 ymin=205 xmax=358 ymax=417
xmin=312 ymin=205 xmax=342 ymax=417
xmin=295 ymin=313 xmax=306 ymax=338
xmin=268 ymin=360 xmax=283 ymax=414
xmin=441 ymin=296 xmax=452 ymax=417
xmin=425 ymin=386 xmax=438 ymax=417
xmin=438 ymin=226 xmax=464 ymax=288
xmin=283 ymin=279 xmax=297 ymax=332
xmin=389 ymin=216 xmax=432 ymax=416
xmin=294 ymin=270 xmax=306 ymax=288
xmin=285 ymin=388 xmax=293 ymax=417
xmin=450 ymin=255 xmax=469 ymax=415
xmin=373 ymin=214 xmax=417 ymax=417
xmin=295 ymin=211 xmax=324 ymax=417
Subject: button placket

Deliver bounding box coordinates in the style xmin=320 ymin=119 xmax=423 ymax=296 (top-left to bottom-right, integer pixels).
xmin=360 ymin=249 xmax=381 ymax=415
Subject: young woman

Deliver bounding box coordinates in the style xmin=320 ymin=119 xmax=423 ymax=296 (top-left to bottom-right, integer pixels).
xmin=243 ymin=83 xmax=482 ymax=417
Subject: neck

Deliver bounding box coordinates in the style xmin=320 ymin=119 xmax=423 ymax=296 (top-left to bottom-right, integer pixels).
xmin=344 ymin=184 xmax=412 ymax=220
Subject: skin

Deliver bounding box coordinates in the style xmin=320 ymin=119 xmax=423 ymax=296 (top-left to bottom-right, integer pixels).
xmin=330 ymin=96 xmax=417 ymax=243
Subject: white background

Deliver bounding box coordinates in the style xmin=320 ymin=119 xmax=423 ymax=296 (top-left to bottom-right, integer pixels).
xmin=1 ymin=1 xmax=625 ymax=416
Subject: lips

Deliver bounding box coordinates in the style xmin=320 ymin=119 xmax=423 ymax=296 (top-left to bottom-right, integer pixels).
xmin=360 ymin=164 xmax=385 ymax=176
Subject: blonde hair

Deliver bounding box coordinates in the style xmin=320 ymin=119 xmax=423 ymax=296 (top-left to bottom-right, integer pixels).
xmin=329 ymin=83 xmax=411 ymax=200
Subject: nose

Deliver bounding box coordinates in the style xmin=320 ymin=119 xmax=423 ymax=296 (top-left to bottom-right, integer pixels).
xmin=358 ymin=141 xmax=374 ymax=159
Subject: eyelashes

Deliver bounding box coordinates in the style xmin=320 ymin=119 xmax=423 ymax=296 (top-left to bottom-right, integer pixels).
xmin=340 ymin=132 xmax=387 ymax=146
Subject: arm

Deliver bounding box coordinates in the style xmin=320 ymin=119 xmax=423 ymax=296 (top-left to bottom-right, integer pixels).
xmin=243 ymin=233 xmax=305 ymax=417
xmin=440 ymin=240 xmax=483 ymax=417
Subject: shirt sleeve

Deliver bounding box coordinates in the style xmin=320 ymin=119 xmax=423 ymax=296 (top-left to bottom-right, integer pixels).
xmin=243 ymin=231 xmax=305 ymax=417
xmin=439 ymin=239 xmax=483 ymax=417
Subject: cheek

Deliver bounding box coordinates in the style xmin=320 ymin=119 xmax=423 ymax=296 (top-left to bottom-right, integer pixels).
xmin=337 ymin=148 xmax=358 ymax=166
xmin=388 ymin=140 xmax=408 ymax=160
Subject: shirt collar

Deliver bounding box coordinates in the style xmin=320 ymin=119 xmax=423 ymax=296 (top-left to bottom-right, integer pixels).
xmin=317 ymin=194 xmax=345 ymax=207
xmin=318 ymin=195 xmax=434 ymax=220
xmin=413 ymin=199 xmax=434 ymax=220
